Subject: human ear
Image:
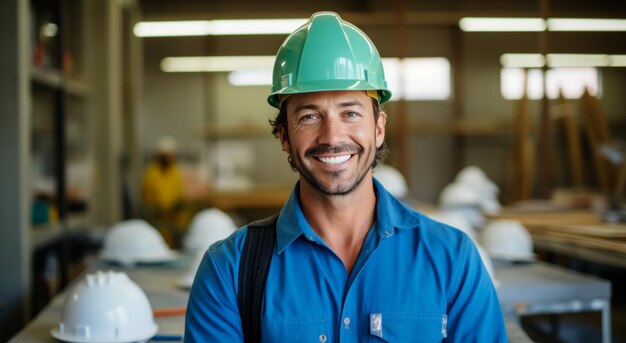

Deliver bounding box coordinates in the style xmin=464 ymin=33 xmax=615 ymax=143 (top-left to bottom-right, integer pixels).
xmin=279 ymin=126 xmax=290 ymax=152
xmin=375 ymin=111 xmax=387 ymax=148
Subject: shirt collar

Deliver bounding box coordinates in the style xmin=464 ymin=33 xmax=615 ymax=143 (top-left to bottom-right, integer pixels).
xmin=275 ymin=182 xmax=319 ymax=254
xmin=275 ymin=179 xmax=422 ymax=254
xmin=371 ymin=177 xmax=422 ymax=237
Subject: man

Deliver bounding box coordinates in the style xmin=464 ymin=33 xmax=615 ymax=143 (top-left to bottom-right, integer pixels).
xmin=141 ymin=136 xmax=185 ymax=246
xmin=185 ymin=12 xmax=507 ymax=342
xmin=142 ymin=136 xmax=184 ymax=210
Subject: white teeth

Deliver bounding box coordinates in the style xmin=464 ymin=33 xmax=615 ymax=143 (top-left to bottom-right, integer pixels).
xmin=318 ymin=155 xmax=351 ymax=165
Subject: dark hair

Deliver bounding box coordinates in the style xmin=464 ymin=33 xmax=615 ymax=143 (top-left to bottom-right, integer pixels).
xmin=269 ymin=97 xmax=388 ymax=168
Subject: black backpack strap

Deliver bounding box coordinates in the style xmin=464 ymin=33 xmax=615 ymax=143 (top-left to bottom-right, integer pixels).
xmin=237 ymin=213 xmax=278 ymax=343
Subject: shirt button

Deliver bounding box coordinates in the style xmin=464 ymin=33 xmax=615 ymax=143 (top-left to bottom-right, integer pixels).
xmin=343 ymin=317 xmax=351 ymax=327
xmin=384 ymin=231 xmax=392 ymax=237
xmin=306 ymin=235 xmax=314 ymax=241
xmin=319 ymin=334 xmax=327 ymax=342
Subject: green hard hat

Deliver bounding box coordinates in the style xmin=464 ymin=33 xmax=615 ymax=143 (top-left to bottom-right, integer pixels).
xmin=267 ymin=12 xmax=392 ymax=109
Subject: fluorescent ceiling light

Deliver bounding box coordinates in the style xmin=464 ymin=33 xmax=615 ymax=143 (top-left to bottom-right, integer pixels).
xmin=134 ymin=21 xmax=212 ymax=37
xmin=610 ymin=55 xmax=626 ymax=67
xmin=211 ymin=19 xmax=307 ymax=35
xmin=228 ymin=69 xmax=273 ymax=86
xmin=459 ymin=17 xmax=546 ymax=32
xmin=548 ymin=18 xmax=626 ymax=32
xmin=134 ymin=19 xmax=306 ymax=37
xmin=500 ymin=54 xmax=545 ymax=68
xmin=460 ymin=17 xmax=626 ymax=32
xmin=501 ymin=53 xmax=625 ymax=68
xmin=547 ymin=54 xmax=609 ymax=67
xmin=161 ymin=56 xmax=276 ymax=72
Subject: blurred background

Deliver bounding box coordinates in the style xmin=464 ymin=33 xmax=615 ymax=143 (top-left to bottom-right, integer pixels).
xmin=1 ymin=0 xmax=625 ymax=342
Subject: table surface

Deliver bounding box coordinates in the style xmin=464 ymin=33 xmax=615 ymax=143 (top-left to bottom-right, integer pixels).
xmin=9 ymin=255 xmax=192 ymax=343
xmin=12 ymin=255 xmax=544 ymax=342
xmin=496 ymin=261 xmax=612 ymax=306
xmin=489 ymin=208 xmax=626 ymax=269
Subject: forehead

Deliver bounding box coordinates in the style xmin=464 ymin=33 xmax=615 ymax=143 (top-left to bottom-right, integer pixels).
xmin=286 ymin=90 xmax=371 ymax=112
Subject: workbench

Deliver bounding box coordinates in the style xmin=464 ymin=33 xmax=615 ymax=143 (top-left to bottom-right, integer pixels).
xmin=9 ymin=256 xmax=191 ymax=343
xmin=490 ymin=209 xmax=626 ymax=269
xmin=528 ymin=223 xmax=626 ymax=269
xmin=496 ymin=261 xmax=612 ymax=343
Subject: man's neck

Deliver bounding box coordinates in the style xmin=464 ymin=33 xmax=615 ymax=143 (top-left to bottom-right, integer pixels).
xmin=298 ymin=177 xmax=377 ymax=274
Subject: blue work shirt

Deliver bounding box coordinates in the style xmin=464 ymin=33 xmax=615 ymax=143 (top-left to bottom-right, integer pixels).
xmin=185 ymin=179 xmax=507 ymax=342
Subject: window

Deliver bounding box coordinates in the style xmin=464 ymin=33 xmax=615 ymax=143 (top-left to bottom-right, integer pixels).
xmin=226 ymin=57 xmax=453 ymax=101
xmin=383 ymin=57 xmax=452 ymax=101
xmin=500 ymin=67 xmax=600 ymax=100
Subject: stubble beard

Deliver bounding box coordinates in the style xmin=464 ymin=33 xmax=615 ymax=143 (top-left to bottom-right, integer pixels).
xmin=288 ymin=142 xmax=376 ymax=196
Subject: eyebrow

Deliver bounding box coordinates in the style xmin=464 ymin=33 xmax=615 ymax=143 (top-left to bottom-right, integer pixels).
xmin=337 ymin=100 xmax=365 ymax=108
xmin=293 ymin=99 xmax=365 ymax=113
xmin=293 ymin=103 xmax=320 ymax=113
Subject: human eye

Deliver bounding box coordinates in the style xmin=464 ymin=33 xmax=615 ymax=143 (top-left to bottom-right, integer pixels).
xmin=344 ymin=111 xmax=361 ymax=119
xmin=298 ymin=113 xmax=319 ymax=123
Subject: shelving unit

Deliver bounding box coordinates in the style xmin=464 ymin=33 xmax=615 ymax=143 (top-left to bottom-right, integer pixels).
xmin=30 ymin=214 xmax=92 ymax=251
xmin=31 ymin=65 xmax=90 ymax=96
xmin=0 ymin=0 xmax=125 ymax=340
xmin=25 ymin=0 xmax=98 ymax=324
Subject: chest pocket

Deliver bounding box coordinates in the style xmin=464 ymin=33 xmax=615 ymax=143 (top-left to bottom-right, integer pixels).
xmin=262 ymin=316 xmax=329 ymax=343
xmin=368 ymin=312 xmax=445 ymax=343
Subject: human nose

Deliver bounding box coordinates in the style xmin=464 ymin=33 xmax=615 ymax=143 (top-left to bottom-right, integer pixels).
xmin=316 ymin=116 xmax=345 ymax=146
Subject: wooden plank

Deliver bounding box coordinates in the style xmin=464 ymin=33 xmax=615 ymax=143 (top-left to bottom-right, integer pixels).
xmin=533 ymin=237 xmax=626 ymax=269
xmin=526 ymin=223 xmax=626 ymax=238
xmin=536 ymin=0 xmax=554 ymax=199
xmin=488 ymin=210 xmax=602 ymax=226
xmin=559 ymin=93 xmax=585 ymax=187
xmin=585 ymin=89 xmax=611 ymax=143
xmin=617 ymin=149 xmax=626 ymax=197
xmin=508 ymin=69 xmax=534 ymax=202
xmin=581 ymin=89 xmax=611 ymax=192
xmin=531 ymin=231 xmax=626 ymax=254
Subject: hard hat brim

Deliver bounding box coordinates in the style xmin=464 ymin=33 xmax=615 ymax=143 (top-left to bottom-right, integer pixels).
xmin=268 ymin=78 xmax=392 ymax=108
xmin=51 ymin=325 xmax=159 ymax=343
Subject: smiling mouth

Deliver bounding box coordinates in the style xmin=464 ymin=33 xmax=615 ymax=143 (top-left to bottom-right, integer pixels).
xmin=316 ymin=154 xmax=352 ymax=165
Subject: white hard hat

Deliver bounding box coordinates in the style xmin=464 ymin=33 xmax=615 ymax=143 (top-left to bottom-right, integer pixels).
xmin=439 ymin=182 xmax=486 ymax=229
xmin=51 ymin=271 xmax=158 ymax=343
xmin=179 ymin=250 xmax=205 ymax=289
xmin=480 ymin=196 xmax=502 ymax=215
xmin=374 ymin=164 xmax=409 ymax=198
xmin=440 ymin=181 xmax=501 ymax=217
xmin=101 ymin=219 xmax=177 ymax=265
xmin=480 ymin=219 xmax=534 ymax=262
xmin=455 ymin=166 xmax=502 ymax=214
xmin=439 ymin=182 xmax=483 ymax=208
xmin=156 ymin=136 xmax=177 ymax=154
xmin=430 ymin=210 xmax=477 ymax=242
xmin=183 ymin=208 xmax=238 ymax=254
xmin=455 ymin=165 xmax=499 ymax=196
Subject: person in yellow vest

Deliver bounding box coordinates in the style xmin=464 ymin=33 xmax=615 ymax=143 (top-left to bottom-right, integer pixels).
xmin=141 ymin=136 xmax=188 ymax=248
xmin=142 ymin=136 xmax=184 ymax=210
